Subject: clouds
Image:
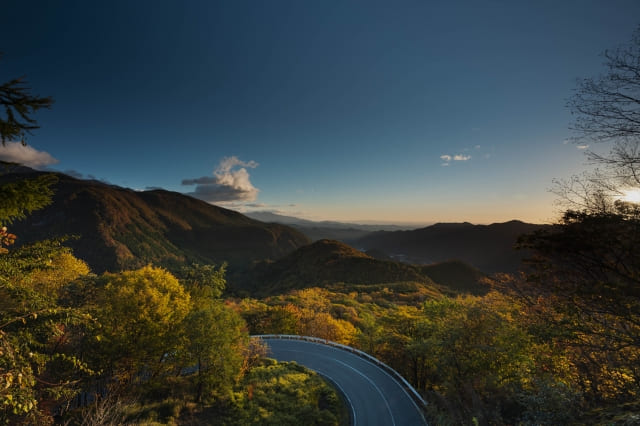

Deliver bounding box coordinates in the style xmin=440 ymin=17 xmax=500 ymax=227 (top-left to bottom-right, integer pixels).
xmin=440 ymin=153 xmax=471 ymax=166
xmin=182 ymin=156 xmax=260 ymax=203
xmin=0 ymin=142 xmax=58 ymax=169
xmin=453 ymin=154 xmax=471 ymax=161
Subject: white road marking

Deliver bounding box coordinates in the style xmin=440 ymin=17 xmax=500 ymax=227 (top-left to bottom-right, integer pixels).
xmin=313 ymin=368 xmax=357 ymax=426
xmin=274 ymin=347 xmax=396 ymax=426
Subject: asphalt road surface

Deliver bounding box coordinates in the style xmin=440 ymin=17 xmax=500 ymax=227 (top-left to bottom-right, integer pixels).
xmin=264 ymin=338 xmax=427 ymax=426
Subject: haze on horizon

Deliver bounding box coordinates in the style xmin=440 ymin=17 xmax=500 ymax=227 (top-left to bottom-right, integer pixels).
xmin=1 ymin=1 xmax=639 ymax=225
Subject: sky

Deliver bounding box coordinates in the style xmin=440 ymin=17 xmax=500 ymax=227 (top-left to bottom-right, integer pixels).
xmin=1 ymin=1 xmax=639 ymax=225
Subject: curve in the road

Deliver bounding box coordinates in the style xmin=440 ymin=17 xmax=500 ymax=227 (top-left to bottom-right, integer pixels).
xmin=255 ymin=335 xmax=427 ymax=426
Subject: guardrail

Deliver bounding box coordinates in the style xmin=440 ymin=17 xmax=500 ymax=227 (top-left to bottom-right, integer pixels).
xmin=252 ymin=334 xmax=427 ymax=410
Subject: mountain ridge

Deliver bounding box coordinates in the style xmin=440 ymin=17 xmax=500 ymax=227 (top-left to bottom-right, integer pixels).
xmin=239 ymin=239 xmax=490 ymax=297
xmin=354 ymin=220 xmax=548 ymax=273
xmin=245 ymin=211 xmax=417 ymax=242
xmin=3 ymin=170 xmax=310 ymax=273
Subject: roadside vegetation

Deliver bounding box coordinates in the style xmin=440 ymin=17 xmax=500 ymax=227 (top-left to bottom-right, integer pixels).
xmin=0 ymin=238 xmax=347 ymax=425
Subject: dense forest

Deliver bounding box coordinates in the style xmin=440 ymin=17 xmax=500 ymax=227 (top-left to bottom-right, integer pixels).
xmin=2 ymin=26 xmax=640 ymax=426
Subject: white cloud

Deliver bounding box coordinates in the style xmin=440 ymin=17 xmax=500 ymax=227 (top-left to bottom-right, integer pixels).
xmin=577 ymin=144 xmax=589 ymax=150
xmin=0 ymin=142 xmax=58 ymax=169
xmin=182 ymin=156 xmax=259 ymax=203
xmin=440 ymin=153 xmax=471 ymax=165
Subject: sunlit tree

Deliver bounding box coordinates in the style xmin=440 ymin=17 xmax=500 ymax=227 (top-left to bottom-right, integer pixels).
xmin=94 ymin=266 xmax=191 ymax=383
xmin=181 ymin=301 xmax=248 ymax=402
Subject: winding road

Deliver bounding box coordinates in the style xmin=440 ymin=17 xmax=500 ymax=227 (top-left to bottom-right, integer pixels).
xmin=261 ymin=337 xmax=427 ymax=426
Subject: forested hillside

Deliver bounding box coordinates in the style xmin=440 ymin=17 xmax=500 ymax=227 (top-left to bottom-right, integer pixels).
xmin=1 ymin=169 xmax=310 ymax=273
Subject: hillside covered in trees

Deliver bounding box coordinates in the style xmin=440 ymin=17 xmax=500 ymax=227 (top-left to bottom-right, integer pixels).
xmin=0 ymin=168 xmax=310 ymax=273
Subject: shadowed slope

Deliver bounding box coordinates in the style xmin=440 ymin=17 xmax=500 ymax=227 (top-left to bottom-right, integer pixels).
xmin=245 ymin=239 xmax=436 ymax=294
xmin=355 ymin=220 xmax=548 ymax=273
xmin=3 ymin=170 xmax=310 ymax=272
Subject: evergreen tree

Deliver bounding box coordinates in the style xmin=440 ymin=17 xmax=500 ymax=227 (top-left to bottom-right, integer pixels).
xmin=0 ymin=57 xmax=53 ymax=145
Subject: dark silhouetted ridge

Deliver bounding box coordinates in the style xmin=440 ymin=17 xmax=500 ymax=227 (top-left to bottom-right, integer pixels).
xmin=355 ymin=220 xmax=547 ymax=273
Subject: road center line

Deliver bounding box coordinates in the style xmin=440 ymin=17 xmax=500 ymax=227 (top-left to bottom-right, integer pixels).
xmin=275 ymin=348 xmax=396 ymax=426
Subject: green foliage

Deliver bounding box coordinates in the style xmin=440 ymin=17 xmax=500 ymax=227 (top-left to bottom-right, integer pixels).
xmin=382 ymin=294 xmax=578 ymax=424
xmin=179 ymin=262 xmax=227 ymax=301
xmin=237 ymin=299 xmax=300 ymax=335
xmin=0 ymin=172 xmax=56 ymax=225
xmin=225 ymin=359 xmax=343 ymax=426
xmin=235 ymin=284 xmax=584 ymax=425
xmin=180 ymin=300 xmax=248 ymax=402
xmin=0 ymin=241 xmax=94 ymax=424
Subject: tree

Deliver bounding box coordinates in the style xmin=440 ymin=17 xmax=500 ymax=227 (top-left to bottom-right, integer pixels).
xmin=559 ymin=26 xmax=640 ymax=211
xmin=0 ymin=61 xmax=57 ymax=251
xmin=181 ymin=301 xmax=248 ymax=402
xmin=178 ymin=262 xmax=227 ymax=301
xmin=0 ymin=59 xmax=54 ymax=145
xmin=513 ymin=210 xmax=640 ymax=403
xmin=93 ymin=266 xmax=191 ymax=383
xmin=569 ymin=27 xmax=640 ymax=143
xmin=528 ymin=26 xmax=640 ymax=405
xmin=487 ymin=26 xmax=640 ymax=422
xmin=0 ymin=240 xmax=95 ymax=424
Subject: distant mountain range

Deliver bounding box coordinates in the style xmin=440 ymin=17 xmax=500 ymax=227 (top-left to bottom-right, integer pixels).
xmin=3 ymin=170 xmax=310 ymax=273
xmin=247 ymin=211 xmax=549 ymax=273
xmin=354 ymin=220 xmax=548 ymax=273
xmin=245 ymin=211 xmax=414 ymax=242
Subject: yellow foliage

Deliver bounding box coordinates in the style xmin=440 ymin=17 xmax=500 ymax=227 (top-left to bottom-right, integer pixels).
xmin=299 ymin=311 xmax=357 ymax=345
xmin=101 ymin=265 xmax=191 ymax=330
xmin=96 ymin=266 xmax=191 ymax=374
xmin=26 ymin=252 xmax=90 ymax=292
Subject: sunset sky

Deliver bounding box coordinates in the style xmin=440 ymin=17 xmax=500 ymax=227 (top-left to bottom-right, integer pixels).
xmin=1 ymin=1 xmax=639 ymax=225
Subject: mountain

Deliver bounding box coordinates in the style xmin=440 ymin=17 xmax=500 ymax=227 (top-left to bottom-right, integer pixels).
xmin=238 ymin=239 xmax=491 ymax=297
xmin=354 ymin=220 xmax=548 ymax=273
xmin=245 ymin=211 xmax=415 ymax=242
xmin=241 ymin=239 xmax=434 ymax=294
xmin=3 ymin=170 xmax=310 ymax=273
xmin=421 ymin=260 xmax=489 ymax=296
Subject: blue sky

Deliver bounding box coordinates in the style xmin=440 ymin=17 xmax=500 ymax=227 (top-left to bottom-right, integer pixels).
xmin=1 ymin=1 xmax=639 ymax=224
